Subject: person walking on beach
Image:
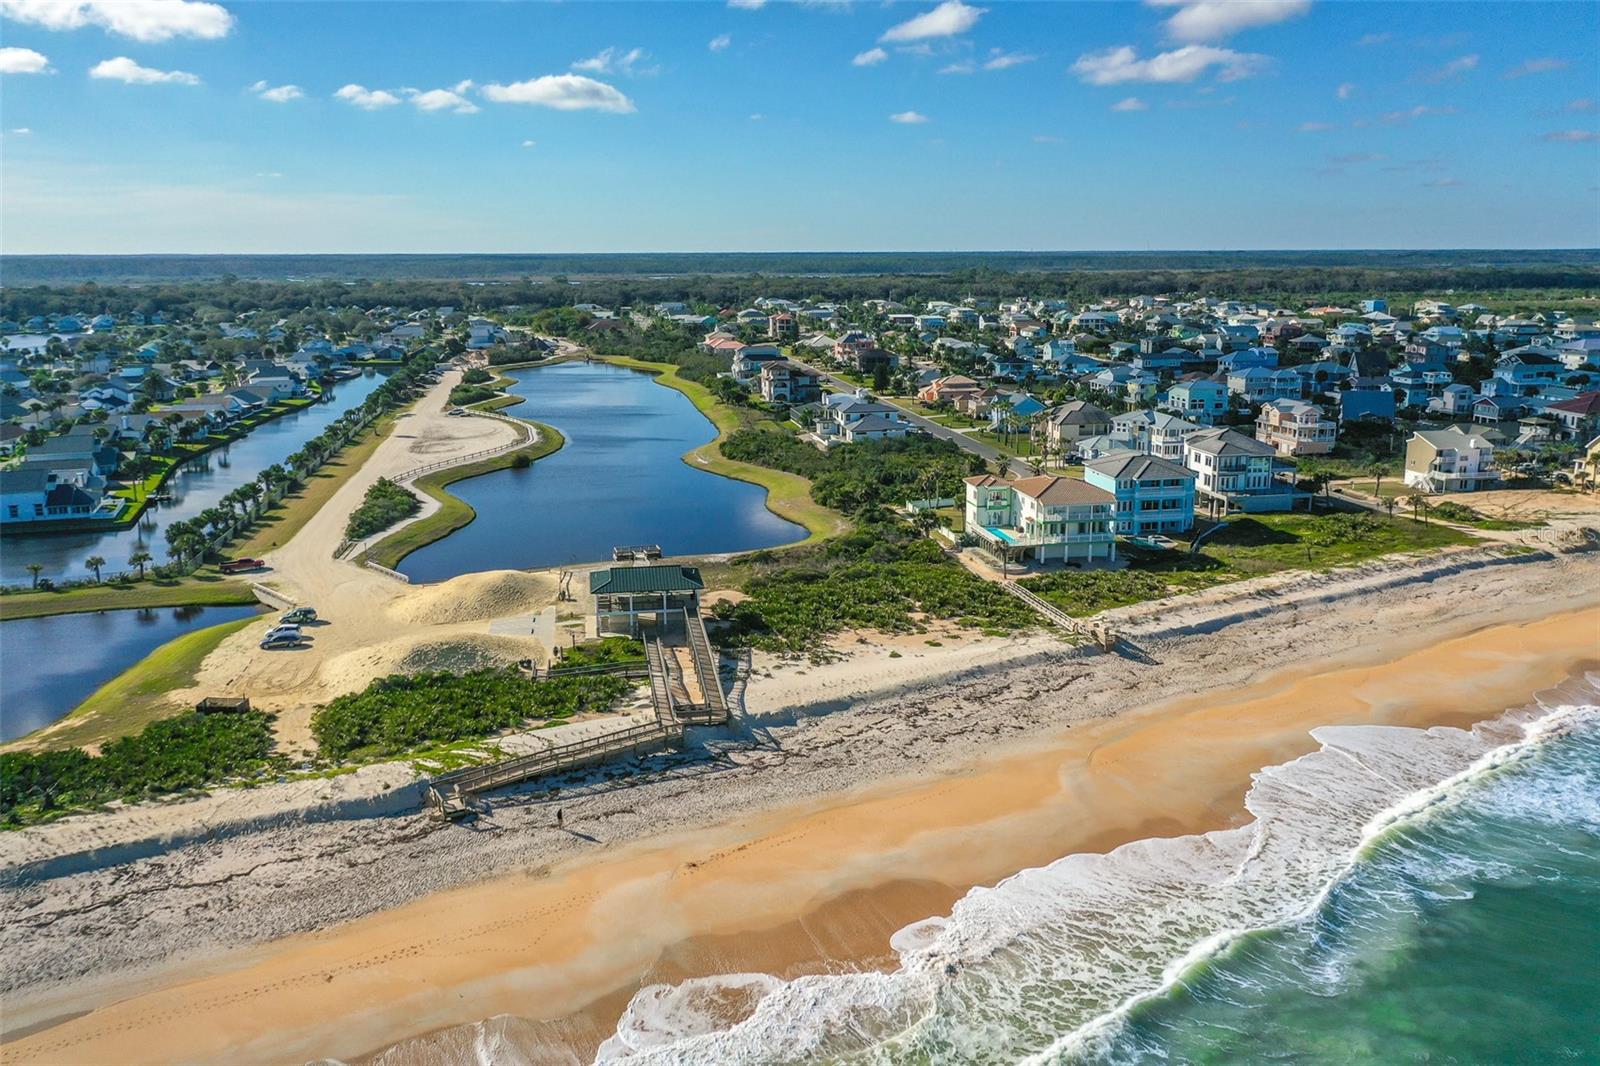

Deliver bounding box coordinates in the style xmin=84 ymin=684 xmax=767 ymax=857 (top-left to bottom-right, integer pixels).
xmin=555 ymin=808 xmax=564 ymax=829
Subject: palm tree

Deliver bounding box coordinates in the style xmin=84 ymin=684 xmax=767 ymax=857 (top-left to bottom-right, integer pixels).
xmin=85 ymin=556 xmax=106 ymax=583
xmin=1406 ymin=490 xmax=1431 ymax=525
xmin=129 ymin=550 xmax=152 ymax=579
xmin=1365 ymin=460 xmax=1393 ymax=499
xmin=26 ymin=563 xmax=43 ymax=589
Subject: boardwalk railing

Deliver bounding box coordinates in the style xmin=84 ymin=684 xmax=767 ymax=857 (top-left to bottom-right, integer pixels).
xmin=683 ymin=609 xmax=728 ymax=723
xmin=1002 ymin=580 xmax=1119 ymax=650
xmin=365 ymin=560 xmax=410 ymax=584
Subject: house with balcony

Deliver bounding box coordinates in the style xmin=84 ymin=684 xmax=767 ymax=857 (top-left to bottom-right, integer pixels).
xmin=1403 ymin=427 xmax=1496 ymax=493
xmin=963 ymin=474 xmax=1118 ymax=564
xmin=1042 ymin=400 xmax=1112 ymax=451
xmin=1084 ymin=453 xmax=1196 ymax=536
xmin=1110 ymin=409 xmax=1205 ymax=460
xmin=1544 ymin=391 xmax=1600 ymax=442
xmin=1227 ymin=366 xmax=1303 ymax=404
xmin=1256 ymin=399 xmax=1337 ymax=456
xmin=1183 ymin=428 xmax=1296 ymax=513
xmin=1162 ymin=377 xmax=1230 ymax=424
xmin=758 ymin=361 xmax=821 ymax=406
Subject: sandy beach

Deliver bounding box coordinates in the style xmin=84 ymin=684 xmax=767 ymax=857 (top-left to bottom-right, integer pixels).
xmin=2 ymin=541 xmax=1596 ymax=1065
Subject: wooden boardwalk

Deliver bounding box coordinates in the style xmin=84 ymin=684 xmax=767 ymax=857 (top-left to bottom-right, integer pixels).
xmin=1001 ymin=581 xmax=1120 ymax=650
xmin=424 ymin=615 xmax=731 ymax=818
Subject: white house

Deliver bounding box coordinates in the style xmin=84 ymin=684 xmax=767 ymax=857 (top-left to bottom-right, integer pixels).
xmin=1403 ymin=427 xmax=1496 ymax=493
xmin=963 ymin=474 xmax=1118 ymax=564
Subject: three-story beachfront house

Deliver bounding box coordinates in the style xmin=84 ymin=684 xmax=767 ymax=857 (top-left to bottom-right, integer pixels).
xmin=1183 ymin=428 xmax=1296 ymax=514
xmin=963 ymin=474 xmax=1118 ymax=565
xmin=1403 ymin=427 xmax=1497 ymax=493
xmin=1083 ymin=454 xmax=1197 ymax=536
xmin=1255 ymin=398 xmax=1337 ymax=456
xmin=1162 ymin=378 xmax=1230 ymax=424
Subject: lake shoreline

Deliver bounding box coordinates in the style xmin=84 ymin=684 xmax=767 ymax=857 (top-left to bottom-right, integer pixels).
xmin=2 ymin=546 xmax=1595 ymax=1065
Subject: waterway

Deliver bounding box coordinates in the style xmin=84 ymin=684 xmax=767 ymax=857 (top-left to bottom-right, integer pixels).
xmin=1 ymin=370 xmax=390 ymax=585
xmin=0 ymin=603 xmax=264 ymax=742
xmin=398 ymin=362 xmax=806 ymax=582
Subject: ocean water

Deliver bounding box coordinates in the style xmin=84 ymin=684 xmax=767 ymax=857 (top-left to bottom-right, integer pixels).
xmin=583 ymin=675 xmax=1600 ymax=1065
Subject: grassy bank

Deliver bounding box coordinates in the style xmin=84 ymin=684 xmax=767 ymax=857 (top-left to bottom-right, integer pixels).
xmin=8 ymin=614 xmax=261 ymax=753
xmin=363 ymin=422 xmax=565 ymax=571
xmin=0 ymin=573 xmax=257 ymax=621
xmin=598 ymin=355 xmax=850 ymax=543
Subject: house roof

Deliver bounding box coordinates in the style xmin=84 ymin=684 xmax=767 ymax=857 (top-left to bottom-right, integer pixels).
xmin=846 ymin=414 xmax=905 ymax=434
xmin=1546 ymin=391 xmax=1600 ymax=417
xmin=1185 ymin=428 xmax=1277 ymax=458
xmin=588 ymin=564 xmax=705 ymax=596
xmin=1047 ymin=400 xmax=1111 ymax=425
xmin=1009 ymin=475 xmax=1115 ymax=506
xmin=1415 ymin=427 xmax=1492 ymax=450
xmin=1085 ymin=453 xmax=1195 ymax=481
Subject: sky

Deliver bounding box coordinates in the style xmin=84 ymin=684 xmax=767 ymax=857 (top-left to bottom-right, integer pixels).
xmin=0 ymin=0 xmax=1596 ymax=254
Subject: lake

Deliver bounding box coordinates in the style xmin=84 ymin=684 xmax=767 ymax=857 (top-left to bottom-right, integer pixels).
xmin=1 ymin=369 xmax=390 ymax=585
xmin=0 ymin=603 xmax=263 ymax=742
xmin=398 ymin=362 xmax=806 ymax=581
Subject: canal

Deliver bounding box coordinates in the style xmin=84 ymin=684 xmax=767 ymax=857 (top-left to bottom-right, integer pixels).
xmin=398 ymin=361 xmax=806 ymax=581
xmin=1 ymin=369 xmax=391 ymax=585
xmin=0 ymin=604 xmax=264 ymax=743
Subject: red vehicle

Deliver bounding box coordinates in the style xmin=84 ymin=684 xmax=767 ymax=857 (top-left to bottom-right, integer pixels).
xmin=218 ymin=558 xmax=265 ymax=574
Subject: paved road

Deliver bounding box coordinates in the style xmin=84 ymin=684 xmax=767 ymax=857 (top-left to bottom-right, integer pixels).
xmin=788 ymin=358 xmax=1038 ymax=477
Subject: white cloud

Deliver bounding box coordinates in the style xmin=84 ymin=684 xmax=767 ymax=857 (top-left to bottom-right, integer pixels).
xmin=728 ymin=0 xmax=765 ymax=8
xmin=1297 ymin=120 xmax=1335 ymax=132
xmin=1418 ymin=53 xmax=1478 ymax=83
xmin=521 ymin=139 xmax=536 ymax=147
xmin=335 ymin=83 xmax=401 ymax=109
xmin=1567 ymin=98 xmax=1597 ymax=113
xmin=709 ymin=33 xmax=732 ymax=51
xmin=1032 ymin=133 xmax=1061 ymax=143
xmin=1071 ymin=44 xmax=1269 ymax=85
xmin=939 ymin=60 xmax=975 ymax=74
xmin=89 ymin=56 xmax=198 ymax=85
xmin=0 ymin=46 xmax=51 ymax=74
xmin=572 ymin=46 xmax=653 ymax=76
xmin=1422 ymin=178 xmax=1463 ymax=188
xmin=889 ymin=109 xmax=929 ymax=123
xmin=1381 ymin=104 xmax=1457 ymax=124
xmin=1542 ymin=129 xmax=1600 ymax=143
xmin=1336 ymin=81 xmax=1355 ymax=100
xmin=852 ymin=47 xmax=888 ymax=67
xmin=249 ymin=79 xmax=302 ymax=102
xmin=481 ymin=74 xmax=635 ymax=113
xmin=983 ymin=49 xmax=1036 ymax=70
xmin=1111 ymin=96 xmax=1148 ymax=111
xmin=255 ymin=170 xmax=283 ymax=178
xmin=409 ymin=86 xmax=478 ymax=114
xmin=1146 ymin=0 xmax=1310 ymax=43
xmin=748 ymin=112 xmax=763 ymax=120
xmin=880 ymin=1 xmax=985 ymax=43
xmin=1503 ymin=56 xmax=1568 ymax=80
xmin=10 ymin=126 xmax=32 ymax=133
xmin=0 ymin=0 xmax=232 ymax=41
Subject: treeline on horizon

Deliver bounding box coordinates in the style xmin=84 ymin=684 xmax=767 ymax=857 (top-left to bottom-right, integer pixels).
xmin=3 ymin=262 xmax=1597 ymax=321
xmin=3 ymin=248 xmax=1598 ymax=285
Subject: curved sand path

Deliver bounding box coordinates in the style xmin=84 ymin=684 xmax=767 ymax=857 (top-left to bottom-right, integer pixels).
xmin=179 ymin=369 xmax=556 ymax=752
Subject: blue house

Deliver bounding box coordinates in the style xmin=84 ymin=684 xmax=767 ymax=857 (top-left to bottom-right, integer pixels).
xmin=1162 ymin=378 xmax=1230 ymax=424
xmin=1084 ymin=453 xmax=1197 ymax=536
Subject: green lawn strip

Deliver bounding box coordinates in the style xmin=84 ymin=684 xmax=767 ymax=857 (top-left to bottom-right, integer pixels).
xmin=363 ymin=422 xmax=565 ymax=570
xmin=0 ymin=574 xmax=257 ymax=621
xmin=597 ymin=355 xmax=849 ymax=543
xmin=6 ymin=615 xmax=261 ymax=753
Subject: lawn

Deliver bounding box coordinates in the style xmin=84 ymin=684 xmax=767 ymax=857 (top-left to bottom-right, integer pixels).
xmin=1346 ymin=479 xmax=1411 ymax=500
xmin=12 ymin=615 xmax=261 ymax=753
xmin=0 ymin=573 xmax=257 ymax=621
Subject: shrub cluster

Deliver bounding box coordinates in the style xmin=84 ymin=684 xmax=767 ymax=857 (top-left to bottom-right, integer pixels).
xmin=1 ymin=711 xmax=276 ymax=824
xmin=345 ymin=477 xmax=421 ymax=541
xmin=310 ymin=669 xmax=634 ymax=758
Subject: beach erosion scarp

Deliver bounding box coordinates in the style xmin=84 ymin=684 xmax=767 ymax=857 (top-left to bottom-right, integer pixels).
xmin=0 ymin=545 xmax=1597 ymax=1066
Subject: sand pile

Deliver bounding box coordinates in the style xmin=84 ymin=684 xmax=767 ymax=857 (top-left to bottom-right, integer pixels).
xmin=323 ymin=633 xmax=544 ymax=690
xmin=387 ymin=570 xmax=558 ymax=626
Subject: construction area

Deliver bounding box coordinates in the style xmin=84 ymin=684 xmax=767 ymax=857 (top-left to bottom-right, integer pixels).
xmin=425 ymin=561 xmax=730 ymax=819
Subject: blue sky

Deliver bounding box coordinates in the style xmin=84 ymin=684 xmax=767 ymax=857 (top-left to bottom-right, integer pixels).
xmin=1 ymin=0 xmax=1596 ymax=253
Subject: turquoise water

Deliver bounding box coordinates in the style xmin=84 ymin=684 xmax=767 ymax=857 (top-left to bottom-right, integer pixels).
xmin=583 ymin=678 xmax=1600 ymax=1064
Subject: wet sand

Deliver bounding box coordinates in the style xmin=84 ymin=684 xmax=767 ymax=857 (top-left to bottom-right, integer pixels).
xmin=7 ymin=603 xmax=1596 ymax=1066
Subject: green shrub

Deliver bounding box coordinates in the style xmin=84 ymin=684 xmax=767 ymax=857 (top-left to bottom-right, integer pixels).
xmin=344 ymin=477 xmax=421 ymax=541
xmin=449 ymin=384 xmax=498 ymax=406
xmin=310 ymin=669 xmax=634 ymax=758
xmin=462 ymin=367 xmax=492 ymax=385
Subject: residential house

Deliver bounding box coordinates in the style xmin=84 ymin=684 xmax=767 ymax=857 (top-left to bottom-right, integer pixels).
xmin=768 ymin=313 xmax=797 ymax=340
xmin=0 ymin=466 xmax=105 ymax=523
xmin=1255 ymin=399 xmax=1337 ymax=456
xmin=1544 ymin=392 xmax=1600 ymax=442
xmin=1338 ymin=386 xmax=1398 ymax=424
xmin=1227 ymin=366 xmax=1303 ymax=404
xmin=1428 ymin=382 xmax=1478 ymax=418
xmin=918 ymin=374 xmax=984 ymax=406
xmin=1403 ymin=427 xmax=1496 ymax=493
xmin=758 ymin=361 xmax=822 ymax=406
xmin=1111 ymin=409 xmax=1205 ymax=460
xmin=1083 ymin=453 xmax=1197 ymax=535
xmin=962 ymin=474 xmax=1118 ymax=564
xmin=1162 ymin=377 xmax=1230 ymax=425
xmin=1042 ymin=400 xmax=1112 ymax=450
xmin=1183 ymin=428 xmax=1296 ymax=513
xmin=841 ymin=414 xmax=911 ymax=444
xmin=815 ymin=390 xmax=909 ymax=444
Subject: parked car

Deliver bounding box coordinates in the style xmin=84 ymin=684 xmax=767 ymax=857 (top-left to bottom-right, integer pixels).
xmin=282 ymin=607 xmax=318 ymax=624
xmin=219 ymin=558 xmax=265 ymax=574
xmin=263 ymin=623 xmax=301 ymax=640
xmin=260 ymin=631 xmax=301 ymax=650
